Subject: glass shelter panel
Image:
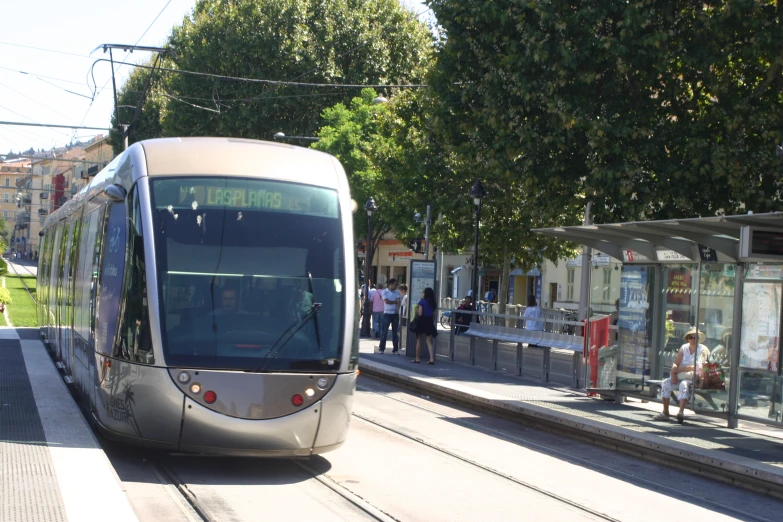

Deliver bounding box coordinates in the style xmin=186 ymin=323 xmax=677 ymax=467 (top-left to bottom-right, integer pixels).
xmin=616 ymin=266 xmax=655 ymax=392
xmin=691 ymin=264 xmax=735 ymax=414
xmin=737 ymin=274 xmax=782 ymax=423
xmin=587 ymin=259 xmax=622 ymax=390
xmin=655 ymin=265 xmax=699 ymax=388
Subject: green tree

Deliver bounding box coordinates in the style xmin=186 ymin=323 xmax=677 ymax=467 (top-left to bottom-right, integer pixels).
xmin=159 ymin=0 xmax=432 ymax=142
xmin=426 ymin=0 xmax=783 ymax=224
xmin=311 ymin=89 xmax=391 ymax=268
xmin=314 ymin=88 xmax=574 ymax=311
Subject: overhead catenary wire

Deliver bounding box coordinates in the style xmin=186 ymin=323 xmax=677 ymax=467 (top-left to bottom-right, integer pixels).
xmin=81 ymin=0 xmax=176 ymax=124
xmin=0 ymin=121 xmax=111 ymax=131
xmin=0 ymin=81 xmax=85 ymax=125
xmin=0 ymin=40 xmax=92 ymax=59
xmin=90 ymin=59 xmax=428 ymax=89
xmin=0 ymin=65 xmax=89 ymax=86
xmin=0 ymin=105 xmax=73 ymax=138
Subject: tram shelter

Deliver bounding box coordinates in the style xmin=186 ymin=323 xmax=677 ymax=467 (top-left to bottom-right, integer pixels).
xmin=535 ymin=212 xmax=783 ymax=429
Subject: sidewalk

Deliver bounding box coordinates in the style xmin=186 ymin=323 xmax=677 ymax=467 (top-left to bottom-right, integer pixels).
xmin=0 ymin=327 xmax=137 ymax=522
xmin=357 ymin=337 xmax=783 ymax=499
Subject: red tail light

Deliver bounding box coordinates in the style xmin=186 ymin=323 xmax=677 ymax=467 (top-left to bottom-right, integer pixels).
xmin=292 ymin=394 xmax=304 ymax=406
xmin=204 ymin=391 xmax=217 ymax=404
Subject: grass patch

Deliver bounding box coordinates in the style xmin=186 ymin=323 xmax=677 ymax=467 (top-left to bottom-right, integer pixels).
xmin=4 ymin=275 xmax=38 ymax=327
xmin=0 ymin=311 xmax=6 ymax=326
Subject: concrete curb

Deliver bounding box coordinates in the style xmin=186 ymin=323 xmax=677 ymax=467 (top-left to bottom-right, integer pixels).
xmin=359 ymin=358 xmax=783 ymax=499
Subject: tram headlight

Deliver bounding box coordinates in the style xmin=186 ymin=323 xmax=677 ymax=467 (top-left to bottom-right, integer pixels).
xmin=305 ymin=388 xmax=315 ymax=398
xmin=316 ymin=377 xmax=328 ymax=389
xmin=178 ymin=371 xmax=191 ymax=384
xmin=190 ymin=383 xmax=202 ymax=394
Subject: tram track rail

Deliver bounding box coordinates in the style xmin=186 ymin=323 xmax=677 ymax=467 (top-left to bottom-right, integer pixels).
xmin=144 ymin=453 xmax=398 ymax=522
xmin=350 ymin=409 xmax=622 ymax=522
xmin=355 ymin=382 xmax=781 ymax=522
xmin=7 ymin=260 xmax=36 ymax=304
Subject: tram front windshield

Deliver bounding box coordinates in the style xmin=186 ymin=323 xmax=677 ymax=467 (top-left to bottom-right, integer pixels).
xmin=150 ymin=177 xmax=345 ymax=372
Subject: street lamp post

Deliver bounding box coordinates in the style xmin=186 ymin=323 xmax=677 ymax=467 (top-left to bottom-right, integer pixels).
xmin=360 ymin=197 xmax=378 ymax=337
xmin=469 ymin=180 xmax=487 ymax=302
xmin=414 ymin=205 xmax=432 ymax=259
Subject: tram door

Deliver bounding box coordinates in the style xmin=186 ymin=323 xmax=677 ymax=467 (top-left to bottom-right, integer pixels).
xmin=58 ymin=219 xmax=77 ymax=374
xmin=47 ymin=223 xmax=64 ymax=353
xmin=77 ymin=207 xmax=104 ymax=403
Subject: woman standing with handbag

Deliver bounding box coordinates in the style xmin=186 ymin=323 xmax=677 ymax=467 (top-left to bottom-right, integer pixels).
xmin=413 ymin=287 xmax=438 ymax=364
xmin=653 ymin=327 xmax=710 ymax=424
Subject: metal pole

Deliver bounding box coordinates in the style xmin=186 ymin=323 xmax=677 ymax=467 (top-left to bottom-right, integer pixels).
xmin=109 ymin=49 xmax=120 ymax=131
xmin=360 ymin=213 xmax=373 ymax=338
xmin=472 ymin=200 xmax=481 ymax=301
xmin=578 ymin=202 xmax=592 ymax=322
xmin=727 ymin=264 xmax=743 ymax=428
xmin=424 ymin=205 xmax=431 ymax=259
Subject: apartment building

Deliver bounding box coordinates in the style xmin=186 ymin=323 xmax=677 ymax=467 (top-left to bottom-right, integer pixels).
xmin=0 ymin=158 xmax=30 ymax=251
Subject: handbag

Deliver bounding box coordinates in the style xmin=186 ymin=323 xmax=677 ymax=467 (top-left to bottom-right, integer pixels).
xmin=701 ymin=362 xmax=725 ymax=390
xmin=408 ymin=316 xmax=419 ymax=333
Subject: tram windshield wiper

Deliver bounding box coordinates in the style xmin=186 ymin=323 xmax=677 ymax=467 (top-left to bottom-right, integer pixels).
xmin=306 ymin=271 xmax=322 ymax=354
xmin=253 ymin=302 xmax=322 ymax=372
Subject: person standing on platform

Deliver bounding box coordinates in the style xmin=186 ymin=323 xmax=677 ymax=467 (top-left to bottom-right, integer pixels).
xmin=413 ymin=287 xmax=438 ymax=364
xmin=370 ymin=283 xmax=385 ymax=338
xmin=398 ymin=284 xmax=408 ymax=339
xmin=522 ymin=294 xmax=544 ymax=331
xmin=378 ymin=279 xmax=401 ymax=354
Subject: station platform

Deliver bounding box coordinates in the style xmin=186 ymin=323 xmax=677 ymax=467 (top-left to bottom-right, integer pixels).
xmin=0 ymin=327 xmax=138 ymax=522
xmin=357 ymin=337 xmax=783 ymax=499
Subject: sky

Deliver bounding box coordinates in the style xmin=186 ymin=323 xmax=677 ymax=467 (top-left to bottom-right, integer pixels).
xmin=0 ymin=0 xmax=429 ymax=157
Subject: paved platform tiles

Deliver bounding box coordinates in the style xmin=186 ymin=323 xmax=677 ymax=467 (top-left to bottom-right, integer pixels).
xmin=357 ymin=337 xmax=783 ymax=496
xmin=0 ymin=327 xmax=137 ymax=522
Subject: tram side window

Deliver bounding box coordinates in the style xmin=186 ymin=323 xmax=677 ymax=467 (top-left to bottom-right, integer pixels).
xmin=117 ymin=188 xmax=153 ymax=364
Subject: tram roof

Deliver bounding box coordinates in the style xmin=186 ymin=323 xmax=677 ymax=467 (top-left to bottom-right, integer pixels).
xmin=533 ymin=212 xmax=783 ymax=263
xmin=140 ymin=137 xmax=342 ymax=188
xmin=42 ymin=137 xmax=346 ymax=229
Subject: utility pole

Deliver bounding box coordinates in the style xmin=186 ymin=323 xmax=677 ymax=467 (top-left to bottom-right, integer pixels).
xmin=92 ymin=44 xmax=166 ymax=151
xmin=424 ymin=204 xmax=431 ymax=259
xmin=578 ymin=202 xmax=592 ymax=323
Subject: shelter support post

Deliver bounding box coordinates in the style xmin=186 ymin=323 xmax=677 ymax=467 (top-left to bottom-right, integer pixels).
xmin=727 ymin=264 xmax=744 ymax=428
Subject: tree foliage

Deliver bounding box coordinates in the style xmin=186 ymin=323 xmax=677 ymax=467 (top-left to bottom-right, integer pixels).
xmin=170 ymin=0 xmax=430 ymax=141
xmin=311 ymin=89 xmax=391 ymax=265
xmin=113 ymin=0 xmax=432 ymax=153
xmin=313 ymin=88 xmax=574 ymax=276
xmin=426 ymin=0 xmax=783 ymax=223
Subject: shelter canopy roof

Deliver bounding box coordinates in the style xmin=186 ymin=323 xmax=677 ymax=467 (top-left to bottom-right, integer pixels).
xmin=533 ymin=212 xmax=783 ymax=263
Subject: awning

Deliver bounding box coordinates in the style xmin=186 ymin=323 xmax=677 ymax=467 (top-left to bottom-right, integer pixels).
xmin=533 ymin=212 xmax=783 ymax=263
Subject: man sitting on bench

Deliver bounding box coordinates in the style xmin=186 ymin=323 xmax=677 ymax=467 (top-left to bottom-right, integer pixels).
xmin=454 ymin=296 xmax=475 ymax=335
xmin=653 ymin=327 xmax=710 ymax=424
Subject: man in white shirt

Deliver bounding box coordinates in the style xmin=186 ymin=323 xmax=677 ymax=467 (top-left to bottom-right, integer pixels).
xmin=378 ymin=279 xmax=401 ymax=354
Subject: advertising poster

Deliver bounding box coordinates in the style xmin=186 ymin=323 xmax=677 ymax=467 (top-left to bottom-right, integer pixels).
xmin=409 ymin=260 xmax=436 ymax=319
xmin=740 ymin=282 xmax=781 ymax=371
xmin=617 ymin=266 xmax=651 ymax=375
xmin=666 ymin=268 xmax=692 ymax=323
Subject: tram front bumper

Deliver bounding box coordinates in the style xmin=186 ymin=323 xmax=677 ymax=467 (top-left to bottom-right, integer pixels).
xmin=179 ymin=396 xmax=322 ymax=457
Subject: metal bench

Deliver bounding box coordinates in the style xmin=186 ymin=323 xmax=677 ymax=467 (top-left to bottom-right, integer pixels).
xmin=464 ymin=323 xmax=583 ymax=352
xmin=459 ymin=322 xmax=585 ymax=386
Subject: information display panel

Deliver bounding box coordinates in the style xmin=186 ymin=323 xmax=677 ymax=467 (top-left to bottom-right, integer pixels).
xmin=739 ymin=282 xmax=781 ymax=372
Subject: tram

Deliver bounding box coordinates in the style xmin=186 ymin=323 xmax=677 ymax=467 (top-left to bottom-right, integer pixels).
xmin=37 ymin=137 xmax=358 ymax=456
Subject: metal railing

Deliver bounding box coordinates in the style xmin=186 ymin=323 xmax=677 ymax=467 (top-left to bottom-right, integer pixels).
xmin=434 ymin=306 xmax=587 ymax=388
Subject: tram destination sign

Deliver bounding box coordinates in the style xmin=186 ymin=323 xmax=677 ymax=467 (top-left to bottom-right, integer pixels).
xmin=152 ymin=179 xmax=339 ymax=217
